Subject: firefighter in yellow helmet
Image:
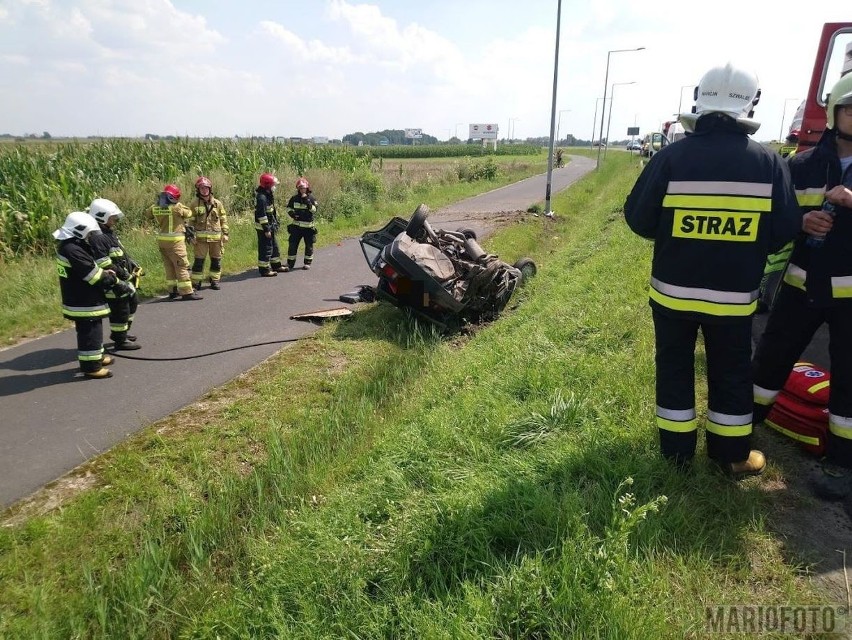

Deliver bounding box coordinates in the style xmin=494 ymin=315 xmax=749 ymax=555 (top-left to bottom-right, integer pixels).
xmin=148 ymin=184 xmax=202 ymax=300
xmin=624 ymin=63 xmax=801 ymax=478
xmin=190 ymin=176 xmax=229 ymax=291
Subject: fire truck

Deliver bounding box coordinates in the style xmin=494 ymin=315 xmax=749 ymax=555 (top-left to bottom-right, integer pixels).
xmin=795 ymin=23 xmax=852 ymax=153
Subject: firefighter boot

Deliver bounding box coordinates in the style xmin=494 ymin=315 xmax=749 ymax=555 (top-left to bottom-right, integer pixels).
xmin=101 ymin=355 xmax=114 ymax=366
xmin=168 ymin=287 xmax=179 ymax=300
xmin=209 ymin=277 xmax=220 ymax=290
xmin=113 ymin=340 xmax=141 ymax=350
xmin=809 ymin=465 xmax=852 ymax=501
xmin=722 ymin=450 xmax=766 ymax=480
xmin=85 ymin=368 xmax=113 ymax=379
xmin=181 ymin=291 xmax=203 ymax=301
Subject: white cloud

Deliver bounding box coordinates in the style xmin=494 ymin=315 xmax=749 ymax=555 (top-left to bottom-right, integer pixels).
xmin=259 ymin=21 xmax=355 ymax=64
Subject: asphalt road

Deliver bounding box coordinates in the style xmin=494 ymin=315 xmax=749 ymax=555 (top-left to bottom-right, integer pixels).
xmin=0 ymin=157 xmax=596 ymax=508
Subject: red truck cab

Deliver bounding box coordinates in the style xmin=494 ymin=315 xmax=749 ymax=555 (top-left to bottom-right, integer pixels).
xmin=798 ymin=23 xmax=852 ymax=152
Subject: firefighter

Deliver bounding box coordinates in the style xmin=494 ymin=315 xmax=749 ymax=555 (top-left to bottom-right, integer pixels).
xmin=624 ymin=63 xmax=801 ymax=478
xmin=190 ymin=176 xmax=229 ymax=291
xmin=752 ymin=73 xmax=852 ymax=494
xmin=148 ymin=184 xmax=202 ymax=300
xmin=87 ymin=198 xmax=141 ymax=350
xmin=284 ymin=177 xmax=318 ymax=271
xmin=54 ymin=211 xmax=128 ymax=379
xmin=255 ymin=173 xmax=286 ymax=277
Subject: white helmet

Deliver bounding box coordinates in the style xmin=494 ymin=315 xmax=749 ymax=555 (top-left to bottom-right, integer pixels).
xmin=827 ymin=73 xmax=852 ymax=130
xmin=52 ymin=211 xmax=102 ymax=240
xmin=88 ymin=198 xmax=123 ymax=225
xmin=680 ymin=63 xmax=761 ymax=134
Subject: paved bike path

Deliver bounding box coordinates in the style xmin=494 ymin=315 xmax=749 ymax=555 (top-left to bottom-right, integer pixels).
xmin=0 ymin=158 xmax=595 ymax=508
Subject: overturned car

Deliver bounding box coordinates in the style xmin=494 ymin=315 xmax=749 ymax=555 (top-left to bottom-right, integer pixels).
xmin=359 ymin=204 xmax=536 ymax=330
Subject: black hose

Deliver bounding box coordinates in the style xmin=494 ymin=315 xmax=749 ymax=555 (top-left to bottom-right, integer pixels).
xmin=110 ymin=336 xmax=311 ymax=361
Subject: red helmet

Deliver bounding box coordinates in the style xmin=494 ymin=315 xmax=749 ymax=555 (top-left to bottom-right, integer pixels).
xmin=163 ymin=184 xmax=181 ymax=201
xmin=195 ymin=176 xmax=212 ymax=190
xmin=259 ymin=173 xmax=279 ymax=189
xmin=296 ymin=177 xmax=310 ymax=190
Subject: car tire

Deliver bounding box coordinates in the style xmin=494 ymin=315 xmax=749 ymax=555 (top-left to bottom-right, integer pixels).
xmin=405 ymin=204 xmax=429 ymax=238
xmin=513 ymin=258 xmax=537 ymax=283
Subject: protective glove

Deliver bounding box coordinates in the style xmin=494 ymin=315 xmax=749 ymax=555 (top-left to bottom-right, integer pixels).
xmin=113 ymin=281 xmax=136 ymax=298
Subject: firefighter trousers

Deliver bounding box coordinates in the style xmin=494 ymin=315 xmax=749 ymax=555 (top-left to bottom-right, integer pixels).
xmin=75 ymin=318 xmax=105 ymax=373
xmin=107 ymin=293 xmax=138 ymax=342
xmin=286 ymin=225 xmax=316 ymax=268
xmin=158 ymin=239 xmax=193 ymax=295
xmin=752 ymin=284 xmax=852 ymax=467
xmin=256 ymin=229 xmax=282 ymax=274
xmin=653 ymin=309 xmax=753 ymax=463
xmin=192 ymin=240 xmax=224 ymax=285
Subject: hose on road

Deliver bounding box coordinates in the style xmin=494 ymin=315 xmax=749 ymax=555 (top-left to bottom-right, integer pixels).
xmin=109 ymin=336 xmax=311 ymax=361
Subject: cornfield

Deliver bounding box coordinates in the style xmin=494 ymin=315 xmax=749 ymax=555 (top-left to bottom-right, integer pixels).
xmin=358 ymin=143 xmax=541 ymax=159
xmin=0 ymin=139 xmax=371 ymax=258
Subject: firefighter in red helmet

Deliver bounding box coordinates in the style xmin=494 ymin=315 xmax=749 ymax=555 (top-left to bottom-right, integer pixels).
xmin=284 ymin=177 xmax=319 ymax=271
xmin=190 ymin=176 xmax=229 ymax=290
xmin=255 ymin=173 xmax=286 ymax=276
xmin=148 ymin=184 xmax=202 ymax=300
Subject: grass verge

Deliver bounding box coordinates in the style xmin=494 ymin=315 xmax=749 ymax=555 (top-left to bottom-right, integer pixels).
xmin=0 ymin=152 xmax=825 ymax=638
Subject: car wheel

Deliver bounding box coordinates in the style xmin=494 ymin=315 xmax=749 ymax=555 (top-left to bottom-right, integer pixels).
xmin=405 ymin=204 xmax=430 ymax=238
xmin=457 ymin=227 xmax=477 ymax=240
xmin=513 ymin=258 xmax=537 ymax=283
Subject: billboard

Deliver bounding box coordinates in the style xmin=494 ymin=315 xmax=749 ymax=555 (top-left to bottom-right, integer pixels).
xmin=627 ymin=126 xmax=640 ymax=136
xmin=404 ymin=128 xmax=423 ymax=139
xmin=469 ymin=123 xmax=498 ymax=139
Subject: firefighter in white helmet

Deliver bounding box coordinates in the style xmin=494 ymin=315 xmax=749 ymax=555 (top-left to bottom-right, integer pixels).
xmin=624 ymin=63 xmax=802 ymax=477
xmin=87 ymin=198 xmax=142 ymax=350
xmin=752 ymin=72 xmax=852 ymax=497
xmin=54 ymin=212 xmax=130 ymax=378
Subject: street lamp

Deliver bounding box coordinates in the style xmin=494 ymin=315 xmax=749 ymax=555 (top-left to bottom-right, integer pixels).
xmin=509 ymin=117 xmax=521 ymax=141
xmin=556 ymin=109 xmax=571 ymax=145
xmin=590 ymin=97 xmax=607 ymax=149
xmin=779 ymin=98 xmax=799 ymax=142
xmin=597 ymin=46 xmax=645 ymax=169
xmin=677 ymin=84 xmax=693 ymax=117
xmin=604 ymin=81 xmax=635 ymax=159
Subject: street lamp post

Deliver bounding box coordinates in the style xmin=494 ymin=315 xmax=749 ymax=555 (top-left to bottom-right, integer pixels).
xmin=677 ymin=84 xmax=693 ymax=117
xmin=779 ymin=98 xmax=799 ymax=142
xmin=597 ymin=46 xmax=645 ymax=169
xmin=509 ymin=117 xmax=520 ymax=141
xmin=543 ymin=0 xmax=562 ymax=218
xmin=590 ymin=97 xmax=606 ymax=150
xmin=604 ymin=81 xmax=635 ymax=159
xmin=556 ymin=109 xmax=571 ymax=145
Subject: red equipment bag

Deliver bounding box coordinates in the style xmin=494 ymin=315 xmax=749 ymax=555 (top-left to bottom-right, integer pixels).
xmin=764 ymin=362 xmax=830 ymax=456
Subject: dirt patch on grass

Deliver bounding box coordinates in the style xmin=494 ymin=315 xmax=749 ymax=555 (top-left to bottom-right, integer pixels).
xmin=752 ymin=427 xmax=852 ymax=609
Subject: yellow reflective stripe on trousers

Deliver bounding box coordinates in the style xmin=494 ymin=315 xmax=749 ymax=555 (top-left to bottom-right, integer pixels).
xmin=656 ymin=406 xmax=697 ymax=433
xmin=753 ymin=383 xmax=780 ymax=406
xmin=829 ymin=414 xmax=852 ymax=441
xmin=706 ymin=410 xmax=752 ymax=437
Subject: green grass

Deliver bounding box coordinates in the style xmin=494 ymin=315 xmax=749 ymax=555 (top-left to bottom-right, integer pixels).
xmin=0 ymin=151 xmax=822 ymax=638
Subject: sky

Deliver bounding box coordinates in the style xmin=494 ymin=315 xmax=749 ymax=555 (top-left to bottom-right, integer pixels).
xmin=0 ymin=0 xmax=848 ymax=143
